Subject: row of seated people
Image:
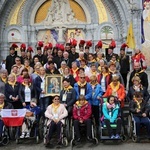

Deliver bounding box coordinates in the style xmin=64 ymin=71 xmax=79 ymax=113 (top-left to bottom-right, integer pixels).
xmin=0 ymin=89 xmax=150 ymax=145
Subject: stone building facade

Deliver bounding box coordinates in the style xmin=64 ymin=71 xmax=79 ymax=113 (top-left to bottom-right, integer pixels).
xmin=0 ymin=0 xmax=142 ymax=61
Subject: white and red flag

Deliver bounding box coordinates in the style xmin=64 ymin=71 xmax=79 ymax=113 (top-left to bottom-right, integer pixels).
xmin=1 ymin=109 xmax=26 ymax=127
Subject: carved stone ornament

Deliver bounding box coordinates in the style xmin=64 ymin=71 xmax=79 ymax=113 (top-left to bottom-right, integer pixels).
xmin=40 ymin=0 xmax=84 ymax=25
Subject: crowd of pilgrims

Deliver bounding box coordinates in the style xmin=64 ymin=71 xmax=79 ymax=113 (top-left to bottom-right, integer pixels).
xmin=0 ymin=39 xmax=150 ymax=142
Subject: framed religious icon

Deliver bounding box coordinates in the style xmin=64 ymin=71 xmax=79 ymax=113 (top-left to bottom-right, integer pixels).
xmin=45 ymin=75 xmax=63 ymax=96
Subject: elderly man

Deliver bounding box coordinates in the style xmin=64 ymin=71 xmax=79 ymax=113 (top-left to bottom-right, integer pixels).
xmin=0 ymin=93 xmax=13 ymax=140
xmin=128 ymin=62 xmax=148 ymax=90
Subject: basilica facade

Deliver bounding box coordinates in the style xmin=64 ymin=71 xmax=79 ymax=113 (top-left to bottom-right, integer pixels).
xmin=0 ymin=0 xmax=147 ymax=63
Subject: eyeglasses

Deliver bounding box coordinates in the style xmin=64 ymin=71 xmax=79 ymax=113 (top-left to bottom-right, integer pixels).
xmin=54 ymin=98 xmax=59 ymax=100
xmin=80 ymin=77 xmax=85 ymax=79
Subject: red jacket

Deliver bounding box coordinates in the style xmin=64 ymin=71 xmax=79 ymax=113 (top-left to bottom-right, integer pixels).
xmin=103 ymin=83 xmax=126 ymax=107
xmin=73 ymin=101 xmax=92 ymax=121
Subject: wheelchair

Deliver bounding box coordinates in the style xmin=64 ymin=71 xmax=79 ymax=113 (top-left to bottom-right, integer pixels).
xmin=70 ymin=117 xmax=98 ymax=147
xmin=127 ymin=113 xmax=150 ymax=142
xmin=99 ymin=97 xmax=126 ymax=142
xmin=0 ymin=121 xmax=9 ymax=146
xmin=43 ymin=117 xmax=68 ymax=147
xmin=15 ymin=114 xmax=41 ymax=144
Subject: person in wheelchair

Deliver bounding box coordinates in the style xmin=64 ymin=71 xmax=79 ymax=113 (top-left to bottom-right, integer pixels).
xmin=72 ymin=95 xmax=93 ymax=143
xmin=102 ymin=95 xmax=122 ymax=139
xmin=0 ymin=93 xmax=13 ymax=141
xmin=129 ymin=91 xmax=150 ymax=140
xmin=20 ymin=98 xmax=41 ymax=138
xmin=45 ymin=95 xmax=68 ymax=147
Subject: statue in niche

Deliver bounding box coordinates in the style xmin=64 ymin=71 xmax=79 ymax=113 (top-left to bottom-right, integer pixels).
xmin=43 ymin=0 xmax=80 ymax=25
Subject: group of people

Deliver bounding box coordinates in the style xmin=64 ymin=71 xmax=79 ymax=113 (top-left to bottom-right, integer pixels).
xmin=0 ymin=40 xmax=150 ymax=146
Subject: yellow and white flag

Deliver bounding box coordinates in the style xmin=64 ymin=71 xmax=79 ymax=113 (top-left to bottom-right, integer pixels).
xmin=126 ymin=22 xmax=136 ymax=49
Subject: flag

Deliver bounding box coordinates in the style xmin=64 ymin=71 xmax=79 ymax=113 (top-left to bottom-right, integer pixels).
xmin=1 ymin=109 xmax=26 ymax=127
xmin=126 ymin=22 xmax=136 ymax=49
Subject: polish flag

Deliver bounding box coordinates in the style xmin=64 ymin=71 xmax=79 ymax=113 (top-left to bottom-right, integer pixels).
xmin=1 ymin=109 xmax=26 ymax=127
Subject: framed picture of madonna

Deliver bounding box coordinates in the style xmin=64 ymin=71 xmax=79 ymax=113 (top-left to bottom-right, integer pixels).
xmin=45 ymin=75 xmax=63 ymax=96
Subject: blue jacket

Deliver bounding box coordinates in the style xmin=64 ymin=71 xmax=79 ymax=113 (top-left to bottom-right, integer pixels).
xmin=102 ymin=103 xmax=119 ymax=123
xmin=25 ymin=105 xmax=41 ymax=116
xmin=74 ymin=82 xmax=92 ymax=104
xmin=91 ymin=84 xmax=103 ymax=106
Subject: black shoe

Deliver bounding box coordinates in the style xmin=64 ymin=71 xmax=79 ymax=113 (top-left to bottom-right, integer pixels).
xmin=56 ymin=141 xmax=63 ymax=148
xmin=45 ymin=137 xmax=50 ymax=147
xmin=75 ymin=138 xmax=81 ymax=145
xmin=87 ymin=137 xmax=94 ymax=142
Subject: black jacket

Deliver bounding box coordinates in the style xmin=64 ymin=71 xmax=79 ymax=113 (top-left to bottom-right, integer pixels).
xmin=129 ymin=69 xmax=148 ymax=89
xmin=119 ymin=55 xmax=130 ymax=74
xmin=129 ymin=100 xmax=149 ymax=117
xmin=127 ymin=86 xmax=149 ymax=102
xmin=6 ymin=54 xmax=17 ymax=74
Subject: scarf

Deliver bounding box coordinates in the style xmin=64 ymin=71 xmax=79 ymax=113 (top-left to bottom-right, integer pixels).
xmin=102 ymin=72 xmax=109 ymax=77
xmin=0 ymin=102 xmax=4 ymax=109
xmin=110 ymin=82 xmax=120 ymax=96
xmin=106 ymin=102 xmax=115 ymax=109
xmin=91 ymin=71 xmax=97 ymax=75
xmin=77 ymin=81 xmax=87 ymax=87
xmin=63 ymin=85 xmax=72 ymax=92
xmin=8 ymin=81 xmax=16 ymax=88
xmin=134 ymin=98 xmax=142 ymax=109
xmin=72 ymin=68 xmax=79 ymax=73
xmin=51 ymin=103 xmax=60 ymax=113
xmin=22 ymin=82 xmax=31 ymax=87
xmin=1 ymin=77 xmax=7 ymax=83
xmin=76 ymin=100 xmax=88 ymax=107
xmin=25 ymin=66 xmax=30 ymax=71
xmin=135 ymin=70 xmax=144 ymax=76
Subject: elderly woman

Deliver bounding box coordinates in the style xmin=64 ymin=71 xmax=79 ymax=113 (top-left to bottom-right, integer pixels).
xmin=127 ymin=76 xmax=149 ymax=102
xmin=103 ymin=75 xmax=126 ymax=108
xmin=58 ymin=61 xmax=67 ymax=75
xmin=0 ymin=93 xmax=13 ymax=140
xmin=5 ymin=74 xmax=22 ymax=109
xmin=45 ymin=95 xmax=68 ymax=147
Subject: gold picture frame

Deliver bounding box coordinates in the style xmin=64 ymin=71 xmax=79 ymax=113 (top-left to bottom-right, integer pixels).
xmin=45 ymin=75 xmax=63 ymax=96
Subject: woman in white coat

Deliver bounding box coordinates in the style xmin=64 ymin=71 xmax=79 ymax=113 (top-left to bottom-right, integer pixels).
xmin=45 ymin=95 xmax=68 ymax=147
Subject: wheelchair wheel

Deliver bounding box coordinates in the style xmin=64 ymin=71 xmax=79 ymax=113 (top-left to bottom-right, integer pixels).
xmin=121 ymin=135 xmax=127 ymax=142
xmin=39 ymin=116 xmax=45 ymax=139
xmin=9 ymin=127 xmax=16 ymax=140
xmin=62 ymin=137 xmax=68 ymax=147
xmin=132 ymin=135 xmax=139 ymax=143
xmin=36 ymin=136 xmax=39 ymax=144
xmin=2 ymin=136 xmax=9 ymax=146
xmin=127 ymin=115 xmax=133 ymax=138
xmin=70 ymin=139 xmax=75 ymax=147
xmin=65 ymin=118 xmax=72 ymax=141
xmin=93 ymin=137 xmax=98 ymax=145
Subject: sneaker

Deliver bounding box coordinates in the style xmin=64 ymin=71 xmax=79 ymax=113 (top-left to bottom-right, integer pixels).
xmin=25 ymin=132 xmax=30 ymax=138
xmin=110 ymin=134 xmax=115 ymax=139
xmin=20 ymin=132 xmax=25 ymax=138
xmin=115 ymin=134 xmax=120 ymax=139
